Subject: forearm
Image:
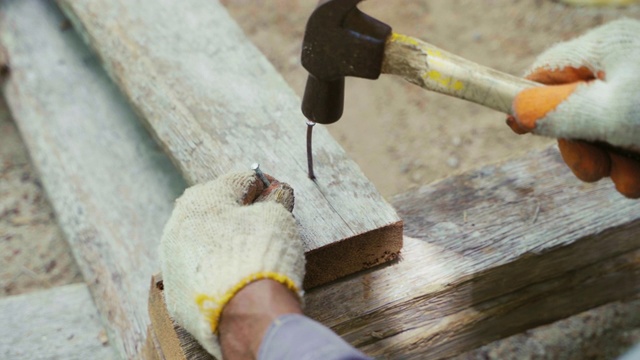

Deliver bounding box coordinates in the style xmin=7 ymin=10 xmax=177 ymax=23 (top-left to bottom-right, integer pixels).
xmin=219 ymin=280 xmax=303 ymax=359
xmin=259 ymin=314 xmax=371 ymax=360
xmin=219 ymin=279 xmax=371 ymax=360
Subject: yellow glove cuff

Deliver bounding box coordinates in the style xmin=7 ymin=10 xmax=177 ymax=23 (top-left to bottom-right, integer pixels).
xmin=195 ymin=272 xmax=300 ymax=334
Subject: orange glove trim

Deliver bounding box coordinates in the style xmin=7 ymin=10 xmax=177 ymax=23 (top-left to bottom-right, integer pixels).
xmin=508 ymin=66 xmax=600 ymax=135
xmin=513 ymin=82 xmax=580 ymax=132
xmin=526 ymin=66 xmax=598 ymax=85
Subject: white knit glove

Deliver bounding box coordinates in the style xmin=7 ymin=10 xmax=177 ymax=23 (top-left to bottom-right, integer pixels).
xmin=160 ymin=171 xmax=305 ymax=358
xmin=508 ymin=19 xmax=640 ymax=198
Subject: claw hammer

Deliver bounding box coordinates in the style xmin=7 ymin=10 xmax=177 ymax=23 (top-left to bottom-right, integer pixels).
xmin=300 ymin=0 xmax=539 ymax=176
xmin=301 ymin=0 xmax=539 ymax=123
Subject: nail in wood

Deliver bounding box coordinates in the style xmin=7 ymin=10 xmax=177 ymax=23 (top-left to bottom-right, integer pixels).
xmin=306 ymin=121 xmax=316 ymax=180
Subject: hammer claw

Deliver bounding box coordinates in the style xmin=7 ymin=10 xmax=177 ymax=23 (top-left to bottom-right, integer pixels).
xmin=301 ymin=0 xmax=392 ymax=124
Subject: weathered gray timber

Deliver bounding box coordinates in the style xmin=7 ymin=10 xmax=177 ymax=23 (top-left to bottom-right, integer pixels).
xmin=0 ymin=284 xmax=116 ymax=360
xmin=1 ymin=1 xmax=186 ymax=357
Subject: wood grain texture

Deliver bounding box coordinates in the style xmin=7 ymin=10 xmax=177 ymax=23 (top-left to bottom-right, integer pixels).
xmin=304 ymin=146 xmax=640 ymax=359
xmin=142 ymin=327 xmax=163 ymax=360
xmin=0 ymin=0 xmax=186 ymax=357
xmin=145 ymin=274 xmax=213 ymax=360
xmin=56 ymin=0 xmax=403 ymax=288
xmin=0 ymin=284 xmax=116 ymax=360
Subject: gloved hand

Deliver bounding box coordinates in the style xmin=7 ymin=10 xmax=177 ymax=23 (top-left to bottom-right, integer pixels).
xmin=507 ymin=18 xmax=640 ymax=198
xmin=160 ymin=171 xmax=305 ymax=358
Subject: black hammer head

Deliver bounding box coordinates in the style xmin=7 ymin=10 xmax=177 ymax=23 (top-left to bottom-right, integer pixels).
xmin=301 ymin=0 xmax=391 ymax=124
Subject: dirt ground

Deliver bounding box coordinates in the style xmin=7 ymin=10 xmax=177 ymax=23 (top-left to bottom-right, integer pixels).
xmin=2 ymin=0 xmax=640 ymax=358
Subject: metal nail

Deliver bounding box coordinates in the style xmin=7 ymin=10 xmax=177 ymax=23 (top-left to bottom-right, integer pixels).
xmin=251 ymin=163 xmax=271 ymax=187
xmin=306 ymin=121 xmax=316 ymax=180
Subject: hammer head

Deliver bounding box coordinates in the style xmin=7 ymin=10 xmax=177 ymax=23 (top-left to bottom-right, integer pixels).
xmin=301 ymin=0 xmax=391 ymax=124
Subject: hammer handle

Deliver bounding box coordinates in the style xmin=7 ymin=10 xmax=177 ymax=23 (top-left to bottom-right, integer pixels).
xmin=381 ymin=33 xmax=539 ymax=115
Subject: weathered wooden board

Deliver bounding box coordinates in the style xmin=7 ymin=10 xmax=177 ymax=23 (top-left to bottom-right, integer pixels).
xmin=1 ymin=0 xmax=186 ymax=357
xmin=0 ymin=284 xmax=116 ymax=359
xmin=56 ymin=0 xmax=403 ymax=289
xmin=146 ymin=274 xmax=213 ymax=360
xmin=304 ymin=146 xmax=640 ymax=358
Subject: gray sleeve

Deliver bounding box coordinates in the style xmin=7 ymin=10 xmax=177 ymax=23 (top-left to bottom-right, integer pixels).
xmin=258 ymin=314 xmax=372 ymax=360
xmin=618 ymin=344 xmax=640 ymax=360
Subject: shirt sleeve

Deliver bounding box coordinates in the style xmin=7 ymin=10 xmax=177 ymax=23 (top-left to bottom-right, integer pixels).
xmin=258 ymin=314 xmax=372 ymax=360
xmin=619 ymin=344 xmax=640 ymax=360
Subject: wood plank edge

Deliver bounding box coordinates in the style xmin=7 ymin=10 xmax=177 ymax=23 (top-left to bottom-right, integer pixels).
xmin=304 ymin=220 xmax=403 ymax=289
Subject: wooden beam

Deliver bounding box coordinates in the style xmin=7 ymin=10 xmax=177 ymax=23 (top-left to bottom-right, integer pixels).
xmin=1 ymin=1 xmax=186 ymax=357
xmin=56 ymin=0 xmax=403 ymax=289
xmin=0 ymin=284 xmax=116 ymax=359
xmin=304 ymin=146 xmax=640 ymax=358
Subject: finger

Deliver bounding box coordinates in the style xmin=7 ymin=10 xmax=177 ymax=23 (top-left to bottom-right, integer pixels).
xmin=255 ymin=181 xmax=295 ymax=213
xmin=506 ymin=115 xmax=530 ymax=134
xmin=512 ymin=82 xmax=580 ymax=132
xmin=525 ymin=66 xmax=598 ymax=85
xmin=248 ymin=174 xmax=281 ymax=201
xmin=175 ymin=172 xmax=264 ymax=214
xmin=255 ymin=174 xmax=294 ymax=212
xmin=506 ymin=66 xmax=596 ymax=135
xmin=241 ymin=172 xmax=266 ymax=205
xmin=558 ymin=139 xmax=611 ymax=182
xmin=244 ymin=173 xmax=295 ymax=212
xmin=609 ymin=152 xmax=640 ymax=199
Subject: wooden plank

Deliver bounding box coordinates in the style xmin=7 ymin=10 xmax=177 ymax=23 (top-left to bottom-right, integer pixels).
xmin=0 ymin=284 xmax=116 ymax=359
xmin=55 ymin=0 xmax=403 ymax=288
xmin=143 ymin=237 xmax=639 ymax=359
xmin=304 ymin=146 xmax=640 ymax=359
xmin=145 ymin=274 xmax=213 ymax=360
xmin=0 ymin=1 xmax=187 ymax=357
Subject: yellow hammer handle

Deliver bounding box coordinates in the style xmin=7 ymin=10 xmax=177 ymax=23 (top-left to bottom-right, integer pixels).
xmin=381 ymin=33 xmax=539 ymax=115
